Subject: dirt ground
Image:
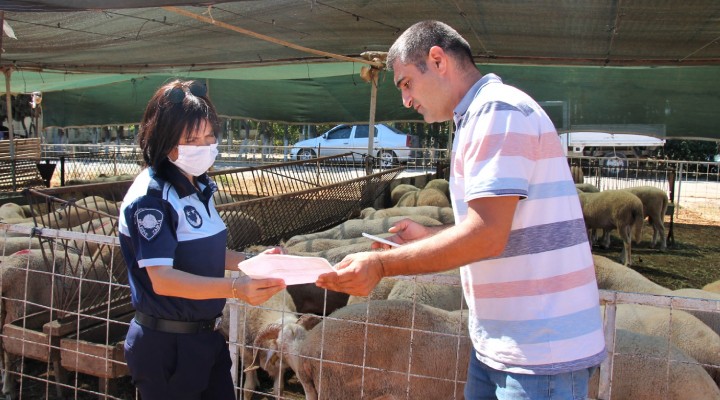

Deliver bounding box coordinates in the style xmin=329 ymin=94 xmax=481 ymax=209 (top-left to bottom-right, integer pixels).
xmin=594 ymin=202 xmax=720 ymax=290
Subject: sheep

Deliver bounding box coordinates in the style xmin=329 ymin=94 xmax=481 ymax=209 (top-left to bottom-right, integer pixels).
xmin=283 ymin=241 xmax=377 ymax=315
xmin=347 ymin=272 xmax=466 ymax=312
xmin=219 ymin=284 xmax=299 ymax=400
xmin=612 ymin=303 xmax=720 ymax=384
xmin=0 ymin=248 xmax=111 ymax=398
xmin=671 ymin=288 xmax=720 ymax=337
xmin=0 ymin=236 xmax=42 ymax=256
xmin=592 ymin=255 xmax=672 ymax=295
xmin=577 ymin=190 xmax=644 ymax=266
xmin=40 ymin=196 xmax=120 ymax=230
xmin=0 ymin=204 xmax=26 ymax=221
xmin=386 ymin=271 xmax=465 ymax=312
xmin=424 ymin=178 xmax=449 ymax=198
xmin=217 ymin=210 xmax=262 ymax=250
xmin=570 ymin=165 xmax=584 ymax=184
xmin=360 ymin=206 xmax=455 ymax=225
xmin=284 ymin=236 xmax=369 ymax=254
xmin=587 ymin=329 xmax=720 ymax=400
xmin=346 ymin=277 xmax=399 ymax=306
xmin=280 ymin=300 xmax=470 ymax=400
xmin=415 ymin=187 xmax=451 ymax=208
xmin=284 ymin=215 xmax=443 ymax=246
xmin=390 ymin=184 xmax=419 ymax=206
xmin=703 ymin=280 xmax=720 ymax=294
xmin=620 ymin=186 xmax=669 ymax=250
xmin=575 ymin=183 xmax=600 ymax=193
xmin=396 ymin=190 xmax=419 ymax=207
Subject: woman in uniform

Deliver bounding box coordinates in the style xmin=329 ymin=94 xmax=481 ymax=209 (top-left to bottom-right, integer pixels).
xmin=118 ymin=79 xmax=286 ymax=399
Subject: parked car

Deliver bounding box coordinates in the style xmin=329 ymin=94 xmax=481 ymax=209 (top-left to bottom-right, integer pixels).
xmin=290 ymin=124 xmax=420 ymax=168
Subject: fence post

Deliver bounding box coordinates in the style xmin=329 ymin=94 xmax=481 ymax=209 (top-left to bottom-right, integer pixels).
xmin=666 ymin=168 xmax=676 ymax=247
xmin=60 ymin=155 xmax=65 ymax=186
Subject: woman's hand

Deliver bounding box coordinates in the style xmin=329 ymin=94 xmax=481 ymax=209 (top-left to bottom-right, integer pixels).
xmin=234 ymin=276 xmax=285 ymax=306
xmin=260 ymin=246 xmax=287 ymax=255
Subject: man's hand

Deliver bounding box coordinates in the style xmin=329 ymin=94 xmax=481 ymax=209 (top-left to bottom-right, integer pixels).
xmin=316 ymin=251 xmax=384 ymax=296
xmin=371 ymin=218 xmax=432 ymax=250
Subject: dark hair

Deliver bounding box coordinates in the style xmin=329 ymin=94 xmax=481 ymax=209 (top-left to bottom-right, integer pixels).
xmin=137 ymin=80 xmax=219 ymax=169
xmin=386 ymin=20 xmax=474 ymax=73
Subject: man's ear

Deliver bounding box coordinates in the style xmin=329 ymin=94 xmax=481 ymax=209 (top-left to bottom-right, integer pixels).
xmin=428 ymin=46 xmax=446 ymax=72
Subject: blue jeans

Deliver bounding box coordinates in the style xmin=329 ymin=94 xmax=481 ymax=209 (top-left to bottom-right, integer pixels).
xmin=464 ymin=351 xmax=596 ymax=400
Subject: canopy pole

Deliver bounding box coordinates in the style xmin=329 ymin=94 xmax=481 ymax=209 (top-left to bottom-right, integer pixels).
xmin=4 ymin=69 xmax=14 ymax=154
xmin=359 ymin=52 xmax=386 ymax=175
xmin=0 ymin=11 xmax=16 ymax=191
xmin=163 ymin=6 xmax=383 ymax=68
xmin=366 ymin=71 xmax=378 ymax=174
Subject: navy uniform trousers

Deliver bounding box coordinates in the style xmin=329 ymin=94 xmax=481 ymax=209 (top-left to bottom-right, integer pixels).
xmin=124 ymin=319 xmax=235 ymax=400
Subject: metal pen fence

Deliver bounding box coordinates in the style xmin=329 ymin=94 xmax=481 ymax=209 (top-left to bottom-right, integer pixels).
xmin=2 ymin=222 xmax=718 ymax=400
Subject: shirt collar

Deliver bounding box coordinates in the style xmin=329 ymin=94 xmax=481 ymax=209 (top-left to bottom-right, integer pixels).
xmin=453 ymin=73 xmax=503 ymax=126
xmin=154 ymin=159 xmax=216 ymax=199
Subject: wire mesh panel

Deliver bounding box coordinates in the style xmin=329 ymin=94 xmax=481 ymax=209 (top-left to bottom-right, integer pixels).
xmin=0 ymin=223 xmax=136 ymax=400
xmin=211 ymin=153 xmax=402 ymax=249
xmin=23 ymin=180 xmax=132 ymax=294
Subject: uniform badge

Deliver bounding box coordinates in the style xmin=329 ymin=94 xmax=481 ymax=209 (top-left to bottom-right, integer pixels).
xmin=135 ymin=208 xmax=164 ymax=241
xmin=184 ymin=205 xmax=203 ymax=228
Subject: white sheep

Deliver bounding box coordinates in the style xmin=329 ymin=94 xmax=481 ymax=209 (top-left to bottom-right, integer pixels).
xmin=385 ymin=271 xmax=465 ymax=312
xmin=284 ymin=215 xmax=443 ymax=246
xmin=588 ymin=329 xmax=720 ymax=400
xmin=0 ymin=236 xmax=42 ymax=256
xmin=593 ymin=255 xmax=672 ymax=295
xmin=284 ymin=236 xmax=369 ymax=254
xmin=424 ymin=178 xmax=449 ymax=198
xmin=279 ymin=300 xmax=470 ymax=400
xmin=219 ymin=285 xmax=298 ymax=400
xmin=612 ymin=303 xmax=720 ymax=384
xmin=347 ymin=272 xmax=466 ymax=312
xmin=575 ymin=183 xmax=600 ymax=193
xmin=389 ymin=184 xmax=420 ymax=206
xmin=0 ymin=248 xmax=110 ymax=398
xmin=0 ymin=203 xmax=26 ymax=221
xmin=346 ymin=277 xmax=399 ymax=306
xmin=40 ymin=196 xmax=120 ymax=230
xmin=671 ymin=288 xmax=720 ymax=338
xmin=703 ymin=280 xmax=720 ymax=294
xmin=360 ymin=205 xmax=454 ymax=224
xmin=415 ymin=187 xmax=450 ymax=208
xmin=620 ymin=186 xmax=669 ymax=250
xmin=395 ymin=189 xmax=419 ymax=207
xmin=578 ymin=190 xmax=644 ymax=265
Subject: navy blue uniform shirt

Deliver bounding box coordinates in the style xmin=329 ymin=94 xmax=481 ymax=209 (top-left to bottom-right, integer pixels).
xmin=119 ymin=161 xmax=227 ymax=321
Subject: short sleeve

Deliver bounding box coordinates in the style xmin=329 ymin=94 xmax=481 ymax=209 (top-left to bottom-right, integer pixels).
xmin=459 ymin=101 xmax=537 ymax=201
xmin=123 ymin=195 xmax=179 ymax=268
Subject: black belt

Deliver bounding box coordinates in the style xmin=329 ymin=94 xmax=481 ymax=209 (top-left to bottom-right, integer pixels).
xmin=134 ymin=311 xmax=221 ymax=334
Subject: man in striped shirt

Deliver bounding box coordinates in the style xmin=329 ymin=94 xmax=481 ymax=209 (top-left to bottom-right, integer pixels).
xmin=318 ymin=20 xmax=605 ymax=399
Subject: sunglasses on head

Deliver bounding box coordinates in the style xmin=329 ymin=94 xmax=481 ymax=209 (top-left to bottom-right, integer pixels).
xmin=166 ymin=81 xmax=208 ymax=104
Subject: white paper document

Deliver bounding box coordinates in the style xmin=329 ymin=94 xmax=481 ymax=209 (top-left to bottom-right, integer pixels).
xmin=238 ymin=254 xmax=336 ymax=285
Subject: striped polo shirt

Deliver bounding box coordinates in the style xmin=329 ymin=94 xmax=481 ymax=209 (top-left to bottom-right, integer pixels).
xmin=452 ymin=74 xmax=606 ymax=374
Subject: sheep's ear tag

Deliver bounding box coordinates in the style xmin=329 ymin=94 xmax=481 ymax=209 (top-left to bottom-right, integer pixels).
xmin=135 ymin=208 xmax=164 ymax=241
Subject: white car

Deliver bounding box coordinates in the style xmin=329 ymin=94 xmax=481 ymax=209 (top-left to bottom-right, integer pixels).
xmin=290 ymin=124 xmax=420 ymax=168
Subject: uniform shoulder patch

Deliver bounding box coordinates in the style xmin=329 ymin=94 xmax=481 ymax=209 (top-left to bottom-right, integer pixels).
xmin=183 ymin=205 xmax=203 ymax=228
xmin=135 ymin=208 xmax=164 ymax=241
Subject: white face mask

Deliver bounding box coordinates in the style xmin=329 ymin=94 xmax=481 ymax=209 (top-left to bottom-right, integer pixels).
xmin=169 ymin=142 xmax=218 ymax=177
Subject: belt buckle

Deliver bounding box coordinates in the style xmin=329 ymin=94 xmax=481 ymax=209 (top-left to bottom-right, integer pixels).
xmin=213 ymin=316 xmax=223 ymax=331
